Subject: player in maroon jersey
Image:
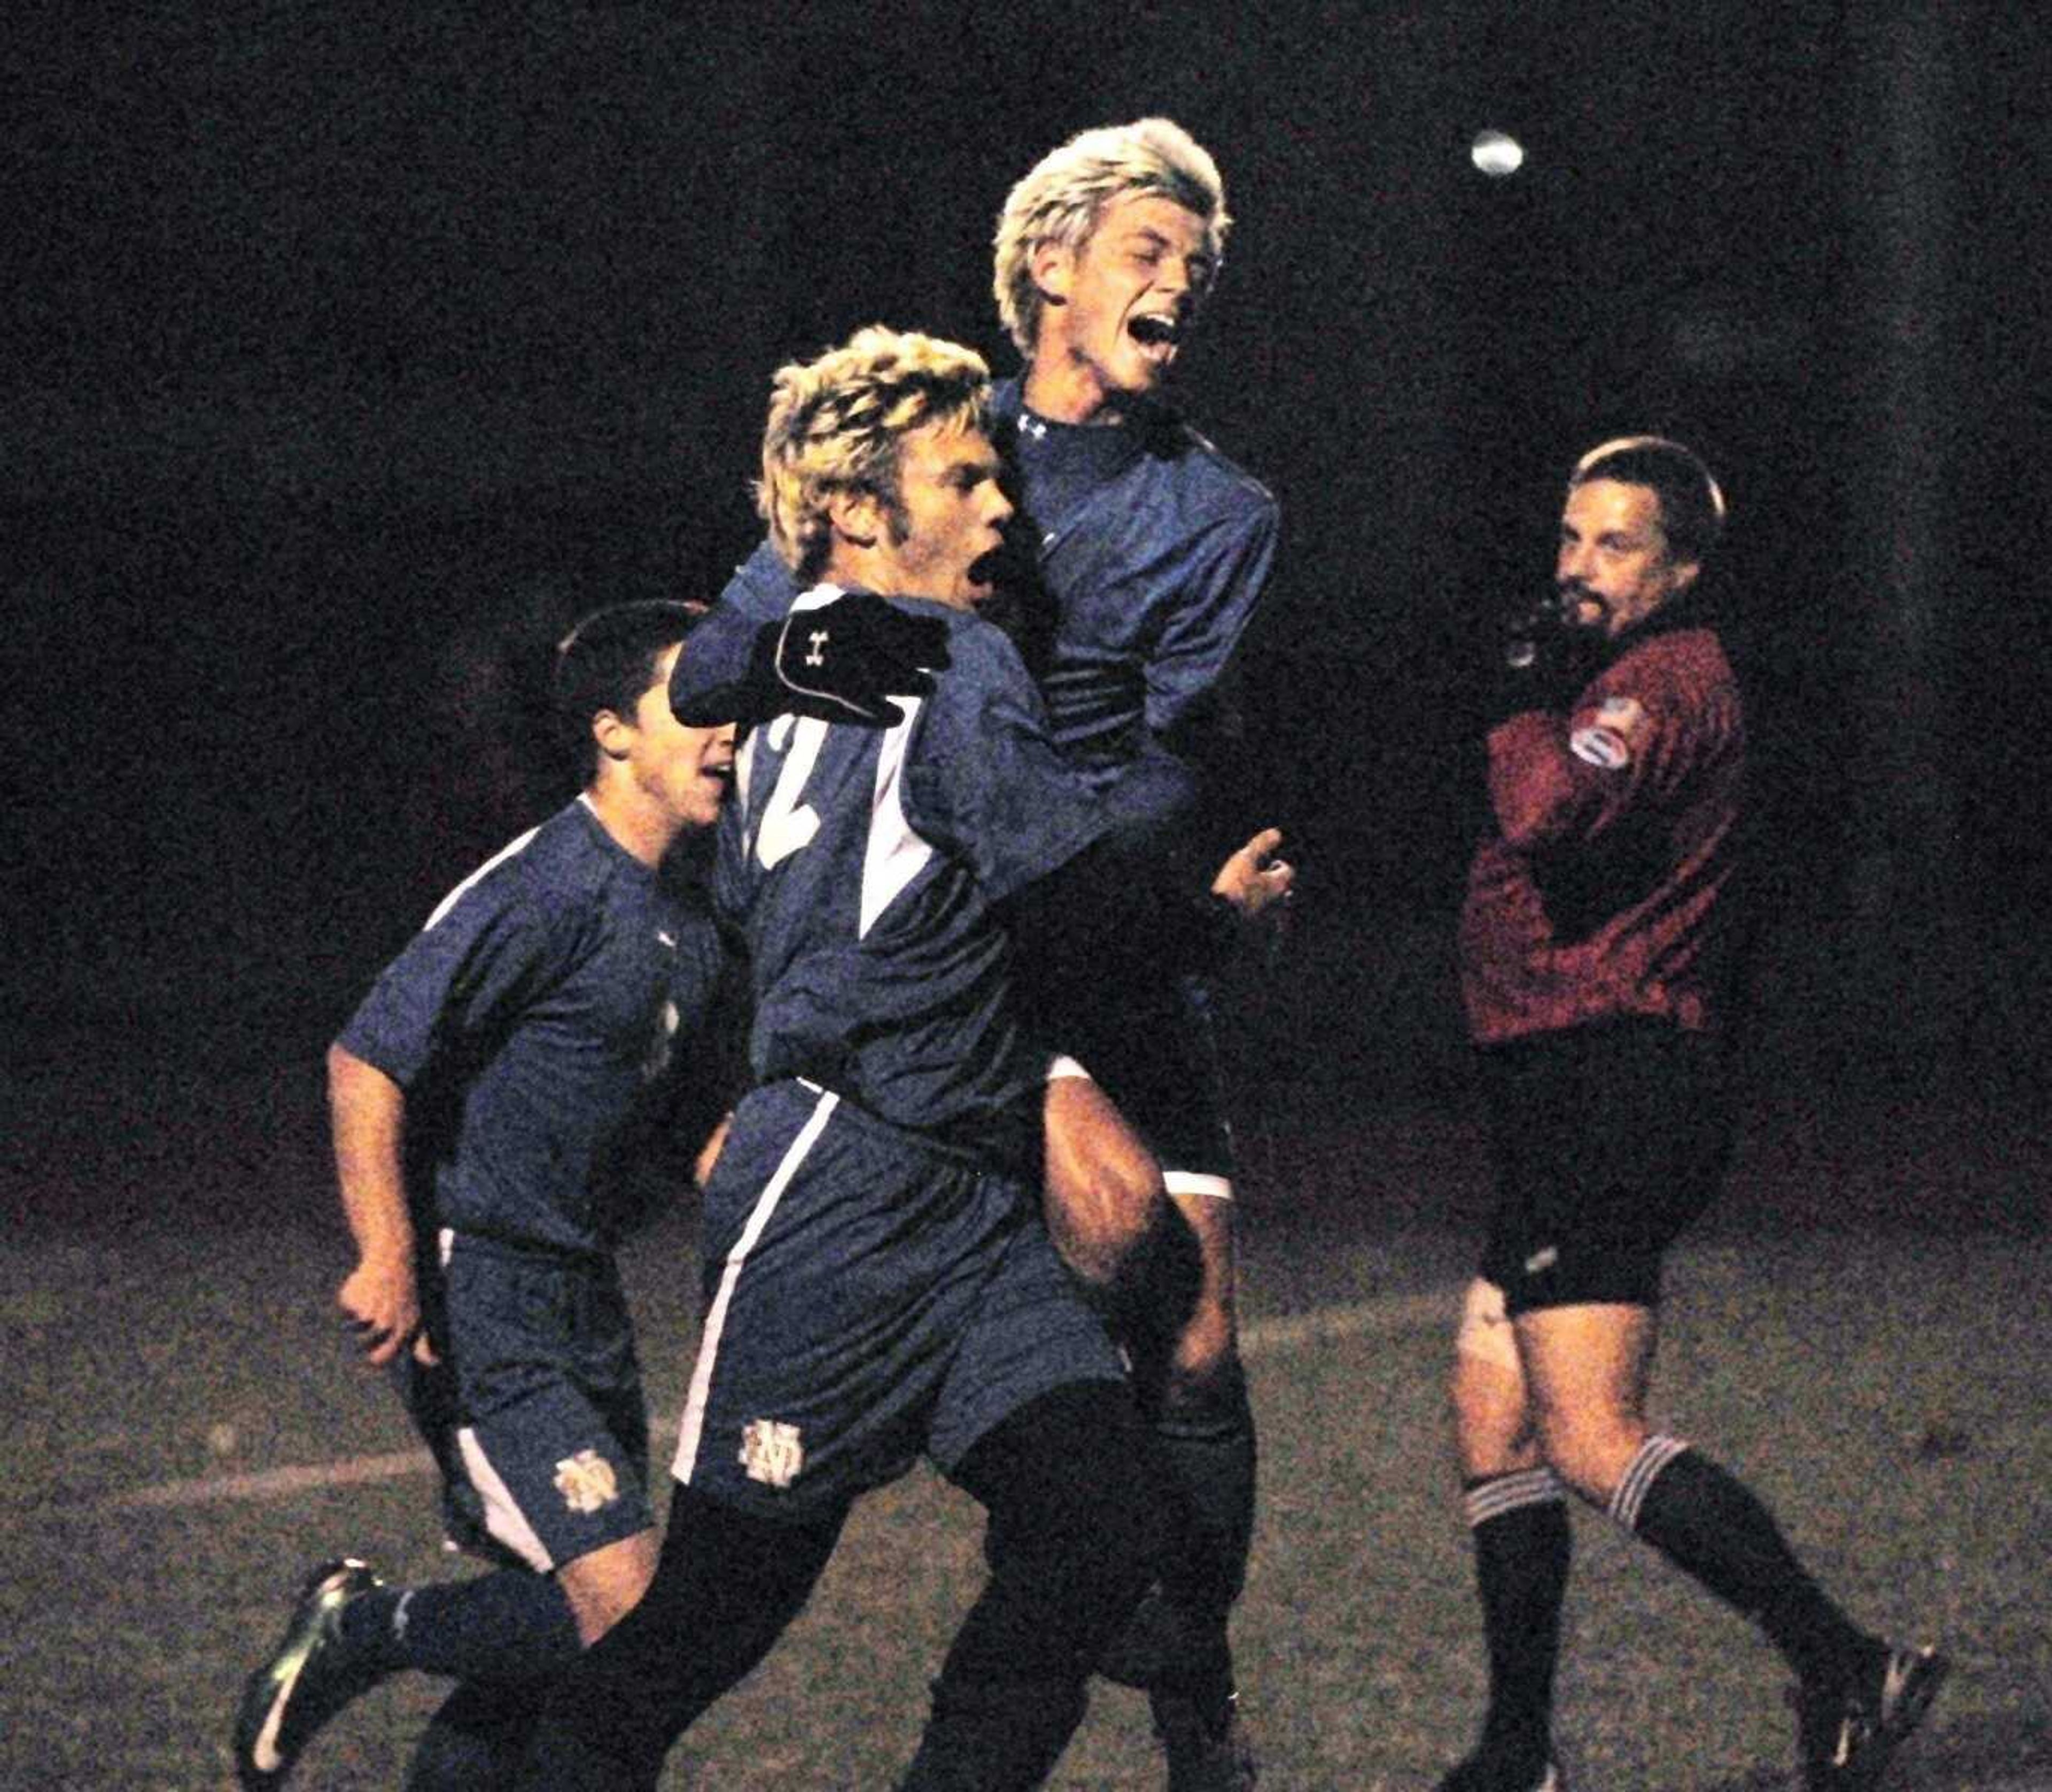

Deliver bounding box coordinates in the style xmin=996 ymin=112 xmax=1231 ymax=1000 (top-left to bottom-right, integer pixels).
xmin=1440 ymin=438 xmax=1946 ymax=1792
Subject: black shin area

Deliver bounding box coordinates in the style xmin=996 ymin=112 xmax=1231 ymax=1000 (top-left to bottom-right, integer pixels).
xmin=514 ymin=1483 xmax=844 ymax=1790
xmin=1151 ymin=1360 xmax=1257 ymax=1623
xmin=906 ymin=1382 xmax=1165 ymax=1789
xmin=403 ymin=1679 xmax=542 ymax=1792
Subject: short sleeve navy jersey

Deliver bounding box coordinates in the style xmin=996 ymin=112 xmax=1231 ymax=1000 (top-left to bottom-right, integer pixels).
xmin=679 ymin=391 xmax=1277 ymax=811
xmin=337 ymin=797 xmax=727 ymax=1256
xmin=714 ymin=587 xmax=1110 ymax=1167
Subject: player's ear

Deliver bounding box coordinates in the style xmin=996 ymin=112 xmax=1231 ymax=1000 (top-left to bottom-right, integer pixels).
xmin=828 ymin=488 xmax=882 ymax=551
xmin=591 ymin=708 xmax=634 ymax=762
xmin=1030 ymin=238 xmax=1075 ymax=305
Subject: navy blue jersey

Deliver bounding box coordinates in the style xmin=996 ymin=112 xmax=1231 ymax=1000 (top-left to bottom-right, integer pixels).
xmin=713 ymin=587 xmax=1113 ymax=1168
xmin=989 ymin=378 xmax=1277 ymax=781
xmin=679 ymin=388 xmax=1272 ymax=830
xmin=338 ymin=798 xmax=728 ymax=1256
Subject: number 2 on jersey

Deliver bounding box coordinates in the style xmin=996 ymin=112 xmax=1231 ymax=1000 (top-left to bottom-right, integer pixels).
xmin=754 ymin=714 xmax=828 ymax=870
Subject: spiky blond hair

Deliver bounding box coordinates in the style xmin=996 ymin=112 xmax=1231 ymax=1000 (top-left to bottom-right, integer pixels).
xmin=756 ymin=325 xmax=992 ymax=579
xmin=992 ymin=118 xmax=1230 ymax=359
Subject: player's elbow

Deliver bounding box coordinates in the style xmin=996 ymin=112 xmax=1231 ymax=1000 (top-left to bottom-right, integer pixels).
xmin=1490 ymin=769 xmax=1579 ymax=851
xmin=1048 ymin=1155 xmax=1167 ymax=1289
xmin=327 ymin=1040 xmax=399 ymax=1113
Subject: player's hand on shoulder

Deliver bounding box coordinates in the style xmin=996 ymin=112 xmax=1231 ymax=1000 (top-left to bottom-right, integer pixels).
xmin=1211 ymin=826 xmax=1295 ymax=921
xmin=769 ymin=592 xmax=953 ymax=727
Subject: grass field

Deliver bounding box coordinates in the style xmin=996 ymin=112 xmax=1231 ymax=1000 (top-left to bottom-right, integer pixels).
xmin=4 ymin=1051 xmax=2048 ymax=1789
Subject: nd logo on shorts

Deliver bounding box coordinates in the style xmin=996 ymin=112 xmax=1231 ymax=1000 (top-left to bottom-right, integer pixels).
xmin=740 ymin=1418 xmax=805 ymax=1490
xmin=554 ymin=1448 xmax=621 ymax=1515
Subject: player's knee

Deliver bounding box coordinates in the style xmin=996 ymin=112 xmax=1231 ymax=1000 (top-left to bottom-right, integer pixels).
xmin=1533 ymin=1405 xmax=1641 ymax=1504
xmin=1046 ymin=1158 xmax=1165 ymax=1289
xmin=1160 ymin=1320 xmax=1241 ymax=1412
xmin=556 ymin=1528 xmax=658 ymax=1647
xmin=1044 ymin=1125 xmax=1167 ymax=1291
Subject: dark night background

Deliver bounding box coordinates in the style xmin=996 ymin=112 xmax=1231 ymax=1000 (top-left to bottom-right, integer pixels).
xmin=3 ymin=3 xmax=2048 ymax=1168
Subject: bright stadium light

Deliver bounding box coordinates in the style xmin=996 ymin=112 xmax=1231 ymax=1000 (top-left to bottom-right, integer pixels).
xmin=1470 ymin=129 xmax=1525 ymax=177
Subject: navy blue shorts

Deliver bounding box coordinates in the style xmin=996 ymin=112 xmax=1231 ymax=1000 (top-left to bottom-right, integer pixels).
xmin=671 ymin=1080 xmax=1127 ymax=1523
xmin=417 ymin=1231 xmax=655 ymax=1572
xmin=1475 ymin=1020 xmax=1737 ymax=1314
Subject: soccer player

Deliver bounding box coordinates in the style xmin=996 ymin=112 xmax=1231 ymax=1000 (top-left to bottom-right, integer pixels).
xmin=1442 ymin=438 xmax=1947 ymax=1792
xmin=673 ymin=119 xmax=1277 ymax=1789
xmin=511 ymin=325 xmax=1291 ymax=1792
xmin=233 ymin=602 xmax=739 ymax=1789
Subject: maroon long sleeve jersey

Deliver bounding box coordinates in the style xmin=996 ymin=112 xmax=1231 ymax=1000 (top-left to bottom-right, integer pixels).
xmin=1459 ymin=621 xmax=1745 ymax=1046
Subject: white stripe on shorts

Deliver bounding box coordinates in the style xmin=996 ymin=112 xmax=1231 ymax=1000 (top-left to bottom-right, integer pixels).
xmin=455 ymin=1425 xmax=556 ymax=1573
xmin=673 ymin=1089 xmax=841 ymax=1484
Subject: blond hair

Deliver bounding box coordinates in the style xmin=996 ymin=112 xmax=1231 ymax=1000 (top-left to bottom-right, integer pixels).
xmin=992 ymin=118 xmax=1230 ymax=358
xmin=756 ymin=326 xmax=992 ymax=578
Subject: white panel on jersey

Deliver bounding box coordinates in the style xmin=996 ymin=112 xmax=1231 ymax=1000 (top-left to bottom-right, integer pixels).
xmin=860 ymin=698 xmax=932 ymax=938
xmin=420 ymin=824 xmax=542 ymax=933
xmin=755 ymin=714 xmax=827 ymax=869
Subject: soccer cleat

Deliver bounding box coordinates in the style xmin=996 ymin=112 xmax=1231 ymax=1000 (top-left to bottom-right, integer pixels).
xmin=1793 ymin=1642 xmax=1949 ymax=1790
xmin=232 ymin=1557 xmax=392 ymax=1789
xmin=1435 ymin=1746 xmax=1566 ymax=1792
xmin=1151 ymin=1687 xmax=1258 ymax=1792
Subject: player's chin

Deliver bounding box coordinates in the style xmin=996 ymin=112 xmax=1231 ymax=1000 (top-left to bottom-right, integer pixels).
xmin=693 ymin=770 xmax=733 ymax=820
xmin=1118 ymin=331 xmax=1179 ymax=386
xmin=1115 ymin=354 xmax=1172 ymax=395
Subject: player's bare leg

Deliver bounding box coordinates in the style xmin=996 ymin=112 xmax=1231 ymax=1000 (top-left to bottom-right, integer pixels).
xmin=1039 ymin=1078 xmax=1254 ymax=1787
xmin=1043 ymin=1072 xmax=1168 ymax=1291
xmin=1440 ymin=1281 xmax=1572 ymax=1791
xmin=1524 ymin=1300 xmax=1944 ymax=1785
xmin=1513 ymin=1302 xmax=1657 ymax=1503
xmin=554 ymin=1528 xmax=659 ymax=1647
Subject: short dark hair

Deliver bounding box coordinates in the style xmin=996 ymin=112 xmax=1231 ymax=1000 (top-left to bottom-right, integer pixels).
xmin=551 ymin=600 xmax=701 ymax=777
xmin=1569 ymin=435 xmax=1727 ymax=564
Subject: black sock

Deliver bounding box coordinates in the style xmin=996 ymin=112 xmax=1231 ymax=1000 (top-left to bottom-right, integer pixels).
xmin=896 ymin=1677 xmax=1089 ymax=1792
xmin=1463 ymin=1468 xmax=1569 ymax=1764
xmin=1613 ymin=1438 xmax=1880 ymax=1686
xmin=402 ymin=1679 xmax=541 ymax=1792
xmin=341 ymin=1568 xmax=579 ymax=1682
xmin=1149 ymin=1367 xmax=1256 ymax=1725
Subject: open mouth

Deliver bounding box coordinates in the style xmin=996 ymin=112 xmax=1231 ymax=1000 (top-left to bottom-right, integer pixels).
xmin=1128 ymin=314 xmax=1180 ymax=356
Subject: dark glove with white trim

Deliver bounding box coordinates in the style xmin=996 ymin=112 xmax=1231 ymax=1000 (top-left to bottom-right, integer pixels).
xmin=673 ymin=591 xmax=951 ymax=728
xmin=1486 ymin=590 xmax=1603 ymax=723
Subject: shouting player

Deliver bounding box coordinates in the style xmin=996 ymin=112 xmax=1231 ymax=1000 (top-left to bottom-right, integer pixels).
xmin=673 ymin=119 xmax=1278 ymax=1789
xmin=513 ymin=326 xmax=1290 ymax=1792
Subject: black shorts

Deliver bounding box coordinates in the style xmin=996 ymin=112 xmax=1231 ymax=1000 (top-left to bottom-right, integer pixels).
xmin=1475 ymin=1019 xmax=1736 ymax=1314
